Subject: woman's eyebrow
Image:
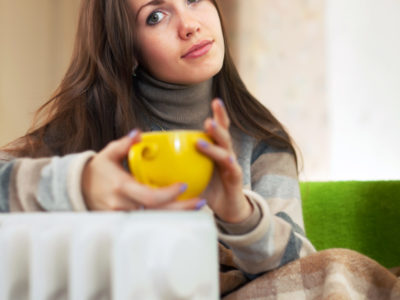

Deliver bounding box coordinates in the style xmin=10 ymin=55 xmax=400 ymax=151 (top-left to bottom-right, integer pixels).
xmin=136 ymin=0 xmax=165 ymax=21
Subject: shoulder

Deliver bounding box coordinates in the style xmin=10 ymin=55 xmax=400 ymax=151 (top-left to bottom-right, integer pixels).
xmin=230 ymin=127 xmax=297 ymax=178
xmin=229 ymin=127 xmax=294 ymax=161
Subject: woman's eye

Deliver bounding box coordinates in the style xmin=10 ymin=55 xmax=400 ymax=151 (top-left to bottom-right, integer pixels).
xmin=146 ymin=11 xmax=165 ymax=25
xmin=187 ymin=0 xmax=200 ymax=4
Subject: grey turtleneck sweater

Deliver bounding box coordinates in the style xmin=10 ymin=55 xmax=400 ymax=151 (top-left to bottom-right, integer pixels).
xmin=134 ymin=67 xmax=213 ymax=131
xmin=0 ymin=71 xmax=315 ymax=275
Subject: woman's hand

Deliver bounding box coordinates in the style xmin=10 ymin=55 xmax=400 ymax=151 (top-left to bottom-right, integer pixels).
xmin=82 ymin=130 xmax=204 ymax=211
xmin=196 ymin=99 xmax=253 ymax=223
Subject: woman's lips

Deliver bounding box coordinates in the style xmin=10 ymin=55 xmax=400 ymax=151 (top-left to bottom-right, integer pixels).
xmin=181 ymin=40 xmax=214 ymax=59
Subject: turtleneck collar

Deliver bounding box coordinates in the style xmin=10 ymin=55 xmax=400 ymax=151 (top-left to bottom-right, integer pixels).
xmin=133 ymin=67 xmax=213 ymax=131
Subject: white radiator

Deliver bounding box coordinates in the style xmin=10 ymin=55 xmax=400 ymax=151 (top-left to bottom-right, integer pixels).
xmin=0 ymin=212 xmax=219 ymax=300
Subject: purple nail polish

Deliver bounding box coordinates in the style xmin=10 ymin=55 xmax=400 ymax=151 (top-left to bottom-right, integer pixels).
xmin=217 ymin=98 xmax=225 ymax=107
xmin=229 ymin=156 xmax=234 ymax=164
xmin=211 ymin=120 xmax=217 ymax=129
xmin=128 ymin=129 xmax=138 ymax=138
xmin=180 ymin=183 xmax=188 ymax=193
xmin=195 ymin=199 xmax=207 ymax=210
xmin=198 ymin=139 xmax=209 ymax=148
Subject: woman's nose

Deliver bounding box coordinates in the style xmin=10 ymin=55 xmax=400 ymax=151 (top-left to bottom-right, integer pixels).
xmin=178 ymin=15 xmax=200 ymax=40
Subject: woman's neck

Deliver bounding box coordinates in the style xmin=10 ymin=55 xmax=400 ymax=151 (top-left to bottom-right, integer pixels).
xmin=133 ymin=68 xmax=213 ymax=131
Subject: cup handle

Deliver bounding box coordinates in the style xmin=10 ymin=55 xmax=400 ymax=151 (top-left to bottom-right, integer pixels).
xmin=128 ymin=143 xmax=158 ymax=186
xmin=141 ymin=143 xmax=159 ymax=160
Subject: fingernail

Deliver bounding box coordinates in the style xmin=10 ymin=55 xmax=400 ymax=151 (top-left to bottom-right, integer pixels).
xmin=229 ymin=156 xmax=234 ymax=164
xmin=217 ymin=98 xmax=225 ymax=107
xmin=180 ymin=183 xmax=188 ymax=193
xmin=128 ymin=129 xmax=138 ymax=138
xmin=195 ymin=199 xmax=207 ymax=210
xmin=198 ymin=139 xmax=209 ymax=148
xmin=211 ymin=120 xmax=217 ymax=129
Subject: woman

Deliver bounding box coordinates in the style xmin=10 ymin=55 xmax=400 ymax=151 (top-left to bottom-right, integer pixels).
xmin=0 ymin=0 xmax=317 ymax=294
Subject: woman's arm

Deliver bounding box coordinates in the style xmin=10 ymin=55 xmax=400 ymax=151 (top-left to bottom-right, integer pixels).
xmin=0 ymin=131 xmax=204 ymax=212
xmin=0 ymin=151 xmax=95 ymax=212
xmin=196 ymin=98 xmax=315 ymax=275
xmin=217 ymin=141 xmax=316 ymax=275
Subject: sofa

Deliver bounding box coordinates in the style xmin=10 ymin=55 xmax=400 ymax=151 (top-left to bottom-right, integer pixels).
xmin=300 ymin=180 xmax=400 ymax=269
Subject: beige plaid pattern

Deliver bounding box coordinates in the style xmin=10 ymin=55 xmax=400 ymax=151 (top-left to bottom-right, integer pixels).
xmin=220 ymin=246 xmax=400 ymax=299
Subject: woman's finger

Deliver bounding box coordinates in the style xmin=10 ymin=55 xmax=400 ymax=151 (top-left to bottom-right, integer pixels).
xmin=106 ymin=195 xmax=144 ymax=211
xmin=204 ymin=117 xmax=233 ymax=151
xmin=116 ymin=182 xmax=206 ymax=211
xmin=119 ymin=179 xmax=188 ymax=208
xmin=196 ymin=139 xmax=241 ymax=177
xmin=104 ymin=129 xmax=141 ymax=162
xmin=156 ymin=198 xmax=207 ymax=211
xmin=212 ymin=98 xmax=230 ymax=129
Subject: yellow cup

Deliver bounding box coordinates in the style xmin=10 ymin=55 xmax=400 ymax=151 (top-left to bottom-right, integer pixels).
xmin=128 ymin=130 xmax=214 ymax=200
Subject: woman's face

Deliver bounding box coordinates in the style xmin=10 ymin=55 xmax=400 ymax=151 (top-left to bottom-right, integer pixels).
xmin=129 ymin=0 xmax=225 ymax=85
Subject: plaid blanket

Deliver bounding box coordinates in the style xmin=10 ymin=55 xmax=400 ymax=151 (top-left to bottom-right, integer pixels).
xmin=220 ymin=245 xmax=400 ymax=299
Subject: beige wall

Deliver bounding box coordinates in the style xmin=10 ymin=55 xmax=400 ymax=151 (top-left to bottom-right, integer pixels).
xmin=0 ymin=0 xmax=80 ymax=146
xmin=233 ymin=0 xmax=327 ymax=180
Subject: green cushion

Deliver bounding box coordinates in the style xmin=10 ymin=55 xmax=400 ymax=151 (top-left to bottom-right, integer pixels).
xmin=300 ymin=181 xmax=400 ymax=268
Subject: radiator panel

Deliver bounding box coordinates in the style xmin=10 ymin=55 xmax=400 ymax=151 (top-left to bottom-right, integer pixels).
xmin=0 ymin=212 xmax=219 ymax=300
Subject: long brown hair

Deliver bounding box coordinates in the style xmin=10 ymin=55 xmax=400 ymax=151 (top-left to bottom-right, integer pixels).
xmin=4 ymin=0 xmax=298 ymax=167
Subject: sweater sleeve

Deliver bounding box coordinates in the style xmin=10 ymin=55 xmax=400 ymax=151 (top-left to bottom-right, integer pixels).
xmin=0 ymin=151 xmax=95 ymax=212
xmin=217 ymin=140 xmax=316 ymax=275
xmin=215 ymin=196 xmax=261 ymax=235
